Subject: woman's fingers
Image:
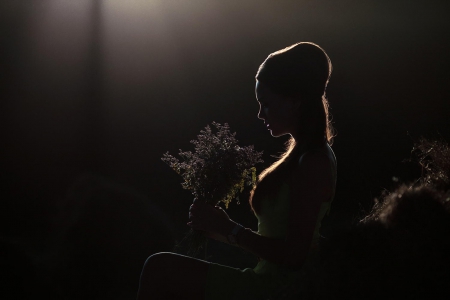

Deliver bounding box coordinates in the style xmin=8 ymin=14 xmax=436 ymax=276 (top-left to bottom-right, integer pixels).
xmin=190 ymin=201 xmax=213 ymax=216
xmin=188 ymin=203 xmax=206 ymax=221
xmin=187 ymin=221 xmax=205 ymax=232
xmin=189 ymin=201 xmax=232 ymax=237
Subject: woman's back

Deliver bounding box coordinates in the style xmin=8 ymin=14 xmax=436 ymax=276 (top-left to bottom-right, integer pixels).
xmin=254 ymin=142 xmax=337 ymax=273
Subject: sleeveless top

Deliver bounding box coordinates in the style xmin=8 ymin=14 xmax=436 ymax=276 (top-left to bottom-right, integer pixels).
xmin=253 ymin=142 xmax=337 ymax=275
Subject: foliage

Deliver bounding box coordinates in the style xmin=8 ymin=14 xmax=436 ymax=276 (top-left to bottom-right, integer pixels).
xmin=162 ymin=122 xmax=263 ymax=208
xmin=412 ymin=137 xmax=450 ymax=191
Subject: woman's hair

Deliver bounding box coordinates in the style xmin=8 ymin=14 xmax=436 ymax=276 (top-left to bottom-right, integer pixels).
xmin=250 ymin=42 xmax=334 ymax=213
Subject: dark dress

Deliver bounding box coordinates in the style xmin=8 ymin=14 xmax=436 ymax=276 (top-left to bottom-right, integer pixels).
xmin=204 ymin=143 xmax=337 ymax=300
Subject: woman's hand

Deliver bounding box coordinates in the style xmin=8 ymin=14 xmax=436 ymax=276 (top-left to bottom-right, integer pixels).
xmin=187 ymin=199 xmax=235 ymax=243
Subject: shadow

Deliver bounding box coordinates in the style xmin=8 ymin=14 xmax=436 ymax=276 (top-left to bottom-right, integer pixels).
xmin=41 ymin=174 xmax=176 ymax=299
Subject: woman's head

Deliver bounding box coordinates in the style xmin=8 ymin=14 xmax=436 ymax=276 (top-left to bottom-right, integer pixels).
xmin=255 ymin=42 xmax=333 ymax=144
xmin=250 ymin=42 xmax=334 ymax=213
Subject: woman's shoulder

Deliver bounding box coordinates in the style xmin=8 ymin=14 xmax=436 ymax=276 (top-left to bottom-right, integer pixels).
xmin=296 ymin=149 xmax=331 ymax=173
xmin=292 ymin=143 xmax=334 ymax=189
xmin=297 ymin=142 xmax=334 ymax=165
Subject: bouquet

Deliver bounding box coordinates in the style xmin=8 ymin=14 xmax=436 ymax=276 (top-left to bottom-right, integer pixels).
xmin=161 ymin=122 xmax=263 ymax=255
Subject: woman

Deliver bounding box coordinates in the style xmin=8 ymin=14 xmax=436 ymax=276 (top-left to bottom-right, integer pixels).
xmin=137 ymin=42 xmax=336 ymax=300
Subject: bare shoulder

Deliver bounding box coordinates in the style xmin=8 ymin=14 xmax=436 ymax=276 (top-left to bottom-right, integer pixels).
xmin=294 ymin=148 xmax=332 ymax=177
xmin=290 ymin=148 xmax=333 ymax=202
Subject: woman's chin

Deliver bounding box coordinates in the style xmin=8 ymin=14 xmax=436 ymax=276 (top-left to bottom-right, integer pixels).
xmin=269 ymin=130 xmax=282 ymax=137
xmin=270 ymin=130 xmax=290 ymax=138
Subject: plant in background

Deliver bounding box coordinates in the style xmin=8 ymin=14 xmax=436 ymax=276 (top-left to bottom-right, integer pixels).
xmin=162 ymin=122 xmax=263 ymax=255
xmin=412 ymin=137 xmax=450 ymax=191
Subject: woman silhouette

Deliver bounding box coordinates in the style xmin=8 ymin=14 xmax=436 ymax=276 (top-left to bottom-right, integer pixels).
xmin=137 ymin=42 xmax=337 ymax=300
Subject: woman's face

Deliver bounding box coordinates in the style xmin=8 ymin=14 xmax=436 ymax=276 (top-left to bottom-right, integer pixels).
xmin=255 ymin=80 xmax=300 ymax=138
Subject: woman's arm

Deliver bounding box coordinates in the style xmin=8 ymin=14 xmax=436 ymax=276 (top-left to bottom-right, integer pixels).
xmin=188 ymin=151 xmax=332 ymax=267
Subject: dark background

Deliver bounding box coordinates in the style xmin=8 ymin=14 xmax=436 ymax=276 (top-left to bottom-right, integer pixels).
xmin=1 ymin=0 xmax=449 ymax=298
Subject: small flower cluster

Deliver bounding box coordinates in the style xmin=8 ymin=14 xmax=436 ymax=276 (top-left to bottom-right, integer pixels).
xmin=162 ymin=122 xmax=263 ymax=208
xmin=412 ymin=137 xmax=450 ymax=191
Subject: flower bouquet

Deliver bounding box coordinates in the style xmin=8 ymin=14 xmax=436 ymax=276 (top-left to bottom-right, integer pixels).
xmin=162 ymin=122 xmax=263 ymax=255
